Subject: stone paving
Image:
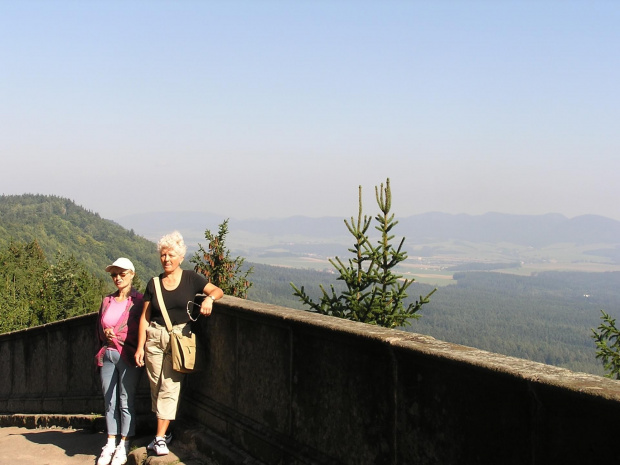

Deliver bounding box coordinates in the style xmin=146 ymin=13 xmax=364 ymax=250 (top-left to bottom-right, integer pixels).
xmin=0 ymin=425 xmax=210 ymax=465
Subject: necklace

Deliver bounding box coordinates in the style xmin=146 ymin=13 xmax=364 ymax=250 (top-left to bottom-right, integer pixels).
xmin=162 ymin=270 xmax=182 ymax=290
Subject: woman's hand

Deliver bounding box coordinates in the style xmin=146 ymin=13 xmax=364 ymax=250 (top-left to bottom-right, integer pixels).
xmin=104 ymin=328 xmax=116 ymax=345
xmin=200 ymin=283 xmax=223 ymax=316
xmin=200 ymin=296 xmax=214 ymax=316
xmin=135 ymin=301 xmax=150 ymax=368
xmin=135 ymin=347 xmax=145 ymax=367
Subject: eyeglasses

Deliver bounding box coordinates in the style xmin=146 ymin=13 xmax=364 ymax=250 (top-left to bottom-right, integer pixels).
xmin=186 ymin=301 xmax=201 ymax=321
xmin=186 ymin=294 xmax=208 ymax=321
xmin=110 ymin=271 xmax=130 ymax=278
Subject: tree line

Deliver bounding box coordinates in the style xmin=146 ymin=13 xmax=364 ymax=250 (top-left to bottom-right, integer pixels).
xmin=0 ymin=240 xmax=107 ymax=333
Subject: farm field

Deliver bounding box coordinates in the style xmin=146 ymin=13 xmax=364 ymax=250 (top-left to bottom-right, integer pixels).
xmin=233 ymin=237 xmax=620 ymax=286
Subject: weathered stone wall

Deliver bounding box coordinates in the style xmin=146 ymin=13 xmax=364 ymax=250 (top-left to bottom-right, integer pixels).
xmin=0 ymin=312 xmax=151 ymax=416
xmin=1 ymin=296 xmax=620 ymax=464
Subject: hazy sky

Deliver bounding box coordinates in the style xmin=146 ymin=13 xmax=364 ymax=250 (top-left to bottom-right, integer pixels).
xmin=2 ymin=1 xmax=619 ymax=222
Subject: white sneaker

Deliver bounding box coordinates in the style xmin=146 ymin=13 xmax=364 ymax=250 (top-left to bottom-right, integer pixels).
xmin=110 ymin=443 xmax=128 ymax=465
xmin=153 ymin=437 xmax=169 ymax=456
xmin=146 ymin=432 xmax=172 ymax=450
xmin=97 ymin=442 xmax=116 ymax=465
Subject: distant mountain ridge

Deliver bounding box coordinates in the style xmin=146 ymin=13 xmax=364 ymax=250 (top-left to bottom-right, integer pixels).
xmin=399 ymin=212 xmax=620 ymax=246
xmin=2 ymin=193 xmax=618 ymax=283
xmin=116 ymin=210 xmax=620 ymax=248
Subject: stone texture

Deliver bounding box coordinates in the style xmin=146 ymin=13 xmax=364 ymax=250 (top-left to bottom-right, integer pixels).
xmin=3 ymin=297 xmax=620 ymax=464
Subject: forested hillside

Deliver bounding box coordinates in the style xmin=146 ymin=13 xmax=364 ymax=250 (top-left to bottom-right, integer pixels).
xmin=0 ymin=194 xmax=161 ymax=282
xmin=1 ymin=194 xmax=614 ymax=376
xmin=413 ymin=271 xmax=620 ymax=376
xmin=248 ymin=263 xmax=616 ymax=376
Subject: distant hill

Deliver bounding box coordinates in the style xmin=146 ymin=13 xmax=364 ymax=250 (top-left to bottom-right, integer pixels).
xmin=116 ymin=210 xmax=620 ymax=247
xmin=399 ymin=212 xmax=620 ymax=246
xmin=4 ymin=195 xmax=617 ymax=281
xmin=0 ymin=194 xmax=161 ymax=282
xmin=114 ymin=210 xmax=620 ymax=275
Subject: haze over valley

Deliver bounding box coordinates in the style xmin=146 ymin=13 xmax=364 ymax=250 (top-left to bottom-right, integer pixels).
xmin=116 ymin=210 xmax=620 ymax=286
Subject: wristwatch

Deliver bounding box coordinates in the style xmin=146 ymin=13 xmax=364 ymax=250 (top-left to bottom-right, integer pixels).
xmin=207 ymin=295 xmax=216 ymax=302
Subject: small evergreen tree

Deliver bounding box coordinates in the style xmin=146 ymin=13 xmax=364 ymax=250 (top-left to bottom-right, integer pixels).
xmin=191 ymin=219 xmax=253 ymax=298
xmin=591 ymin=310 xmax=620 ymax=379
xmin=291 ymin=179 xmax=436 ymax=328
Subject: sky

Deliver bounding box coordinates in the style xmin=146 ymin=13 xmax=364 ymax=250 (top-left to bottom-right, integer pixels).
xmin=1 ymin=0 xmax=619 ymax=222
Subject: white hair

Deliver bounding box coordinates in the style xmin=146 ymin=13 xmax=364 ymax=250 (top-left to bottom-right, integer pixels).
xmin=157 ymin=230 xmax=187 ymax=258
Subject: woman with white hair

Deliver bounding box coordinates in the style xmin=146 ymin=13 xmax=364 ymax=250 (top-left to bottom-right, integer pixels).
xmin=135 ymin=231 xmax=223 ymax=456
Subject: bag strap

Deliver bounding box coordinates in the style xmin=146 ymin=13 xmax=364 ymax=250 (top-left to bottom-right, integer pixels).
xmin=154 ymin=277 xmax=173 ymax=332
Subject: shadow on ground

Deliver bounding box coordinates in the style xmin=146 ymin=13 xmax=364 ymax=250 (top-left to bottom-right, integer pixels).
xmin=18 ymin=428 xmax=104 ymax=457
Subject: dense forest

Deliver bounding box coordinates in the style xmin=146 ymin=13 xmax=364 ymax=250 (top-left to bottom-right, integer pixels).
xmin=0 ymin=194 xmax=615 ymax=376
xmin=0 ymin=240 xmax=107 ymax=332
xmin=0 ymin=194 xmax=161 ymax=282
xmin=413 ymin=270 xmax=619 ymax=376
xmin=249 ymin=263 xmax=617 ymax=376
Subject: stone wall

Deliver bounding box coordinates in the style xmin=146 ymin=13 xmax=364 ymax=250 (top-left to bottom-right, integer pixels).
xmin=0 ymin=311 xmax=151 ymax=417
xmin=1 ymin=296 xmax=620 ymax=464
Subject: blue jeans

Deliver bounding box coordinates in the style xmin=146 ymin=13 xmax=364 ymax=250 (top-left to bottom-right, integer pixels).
xmin=100 ymin=348 xmax=142 ymax=437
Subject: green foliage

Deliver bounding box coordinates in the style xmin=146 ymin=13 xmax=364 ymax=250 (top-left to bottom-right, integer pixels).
xmin=0 ymin=240 xmax=107 ymax=333
xmin=0 ymin=240 xmax=49 ymax=331
xmin=248 ymin=263 xmax=343 ymax=309
xmin=191 ymin=219 xmax=254 ymax=298
xmin=45 ymin=253 xmax=108 ymax=321
xmin=253 ymin=262 xmax=617 ymax=375
xmin=412 ymin=271 xmax=620 ymax=376
xmin=291 ymin=179 xmax=436 ymax=328
xmin=0 ymin=194 xmax=160 ymax=285
xmin=0 ymin=194 xmax=163 ymax=333
xmin=591 ymin=310 xmax=620 ymax=379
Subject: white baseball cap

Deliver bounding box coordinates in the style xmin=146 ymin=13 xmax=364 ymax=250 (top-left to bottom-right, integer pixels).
xmin=105 ymin=257 xmax=135 ymax=273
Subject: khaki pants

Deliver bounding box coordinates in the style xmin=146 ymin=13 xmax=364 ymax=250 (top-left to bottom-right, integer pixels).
xmin=145 ymin=321 xmax=186 ymax=420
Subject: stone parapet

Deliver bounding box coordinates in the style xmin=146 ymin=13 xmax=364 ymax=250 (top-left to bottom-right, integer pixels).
xmin=1 ymin=296 xmax=619 ymax=464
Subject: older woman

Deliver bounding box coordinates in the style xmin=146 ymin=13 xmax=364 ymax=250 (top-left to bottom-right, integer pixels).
xmin=135 ymin=231 xmax=223 ymax=456
xmin=95 ymin=258 xmax=144 ymax=465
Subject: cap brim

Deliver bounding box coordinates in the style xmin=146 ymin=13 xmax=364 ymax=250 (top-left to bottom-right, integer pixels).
xmin=105 ymin=265 xmax=131 ymax=272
